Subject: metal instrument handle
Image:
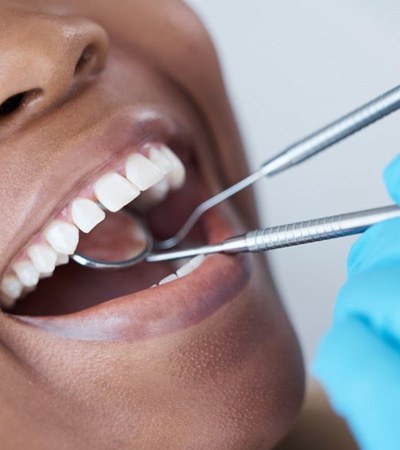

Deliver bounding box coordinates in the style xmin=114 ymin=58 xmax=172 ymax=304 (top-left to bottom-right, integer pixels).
xmin=260 ymin=85 xmax=400 ymax=176
xmin=224 ymin=205 xmax=400 ymax=253
xmin=147 ymin=205 xmax=400 ymax=262
xmin=155 ymin=84 xmax=400 ymax=250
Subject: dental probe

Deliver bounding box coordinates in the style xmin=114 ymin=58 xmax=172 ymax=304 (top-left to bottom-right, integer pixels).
xmin=155 ymin=84 xmax=400 ymax=251
xmin=147 ymin=205 xmax=400 ymax=262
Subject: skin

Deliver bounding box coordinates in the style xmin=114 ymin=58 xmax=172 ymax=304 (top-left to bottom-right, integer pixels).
xmin=0 ymin=1 xmax=304 ymax=449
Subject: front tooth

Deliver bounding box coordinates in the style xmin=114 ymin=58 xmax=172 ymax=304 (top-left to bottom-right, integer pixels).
xmin=160 ymin=147 xmax=186 ymax=189
xmin=71 ymin=198 xmax=106 ymax=233
xmin=27 ymin=244 xmax=57 ymax=274
xmin=126 ymin=153 xmax=164 ymax=191
xmin=12 ymin=261 xmax=39 ymax=288
xmin=159 ymin=273 xmax=178 ymax=285
xmin=94 ymin=172 xmax=140 ymax=212
xmin=0 ymin=275 xmax=23 ymax=303
xmin=45 ymin=221 xmax=79 ymax=255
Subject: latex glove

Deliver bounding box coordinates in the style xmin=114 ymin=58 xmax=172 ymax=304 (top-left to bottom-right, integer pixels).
xmin=312 ymin=154 xmax=400 ymax=450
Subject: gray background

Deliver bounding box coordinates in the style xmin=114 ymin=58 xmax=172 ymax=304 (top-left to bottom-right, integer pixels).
xmin=187 ymin=0 xmax=400 ymax=365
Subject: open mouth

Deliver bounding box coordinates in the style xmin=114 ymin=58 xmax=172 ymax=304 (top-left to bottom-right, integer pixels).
xmin=0 ymin=115 xmax=250 ymax=341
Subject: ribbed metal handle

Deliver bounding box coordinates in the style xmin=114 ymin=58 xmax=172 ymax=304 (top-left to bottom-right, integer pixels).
xmin=245 ymin=216 xmax=357 ymax=251
xmin=147 ymin=205 xmax=400 ymax=262
xmin=224 ymin=205 xmax=400 ymax=253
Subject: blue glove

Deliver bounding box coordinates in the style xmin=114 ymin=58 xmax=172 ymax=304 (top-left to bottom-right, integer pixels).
xmin=313 ymin=154 xmax=400 ymax=450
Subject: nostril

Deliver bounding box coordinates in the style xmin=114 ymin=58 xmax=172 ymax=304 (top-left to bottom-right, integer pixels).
xmin=0 ymin=93 xmax=26 ymax=117
xmin=0 ymin=89 xmax=42 ymax=118
xmin=74 ymin=44 xmax=98 ymax=76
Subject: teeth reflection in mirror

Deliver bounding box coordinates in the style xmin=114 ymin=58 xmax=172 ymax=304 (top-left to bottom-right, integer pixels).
xmin=1 ymin=275 xmax=23 ymax=304
xmin=27 ymin=244 xmax=58 ymax=274
xmin=149 ymin=147 xmax=174 ymax=174
xmin=94 ymin=172 xmax=140 ymax=213
xmin=161 ymin=147 xmax=186 ymax=189
xmin=45 ymin=221 xmax=80 ymax=255
xmin=126 ymin=153 xmax=164 ymax=191
xmin=71 ymin=198 xmax=106 ymax=233
xmin=13 ymin=261 xmax=40 ymax=288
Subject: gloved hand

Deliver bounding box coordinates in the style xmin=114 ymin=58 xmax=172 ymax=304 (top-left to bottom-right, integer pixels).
xmin=312 ymin=154 xmax=400 ymax=450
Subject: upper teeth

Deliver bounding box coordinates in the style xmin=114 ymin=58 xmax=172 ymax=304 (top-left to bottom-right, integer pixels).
xmin=71 ymin=198 xmax=106 ymax=234
xmin=126 ymin=153 xmax=164 ymax=191
xmin=27 ymin=244 xmax=58 ymax=273
xmin=12 ymin=261 xmax=39 ymax=288
xmin=94 ymin=172 xmax=141 ymax=213
xmin=0 ymin=145 xmax=186 ymax=308
xmin=45 ymin=221 xmax=80 ymax=255
xmin=161 ymin=147 xmax=186 ymax=189
xmin=0 ymin=275 xmax=23 ymax=306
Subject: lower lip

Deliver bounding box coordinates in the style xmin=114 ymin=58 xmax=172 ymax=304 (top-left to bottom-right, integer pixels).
xmin=7 ymin=211 xmax=250 ymax=342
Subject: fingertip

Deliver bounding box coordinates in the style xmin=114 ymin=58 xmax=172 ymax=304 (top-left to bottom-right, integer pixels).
xmin=384 ymin=154 xmax=400 ymax=204
xmin=346 ymin=219 xmax=400 ymax=277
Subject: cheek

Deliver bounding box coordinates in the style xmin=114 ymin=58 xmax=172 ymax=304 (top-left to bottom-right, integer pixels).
xmin=160 ymin=288 xmax=304 ymax=448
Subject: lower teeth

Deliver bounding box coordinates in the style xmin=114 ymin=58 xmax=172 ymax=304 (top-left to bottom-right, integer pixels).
xmin=156 ymin=255 xmax=206 ymax=286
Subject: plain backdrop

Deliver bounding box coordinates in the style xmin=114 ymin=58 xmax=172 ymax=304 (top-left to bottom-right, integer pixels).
xmin=187 ymin=0 xmax=400 ymax=365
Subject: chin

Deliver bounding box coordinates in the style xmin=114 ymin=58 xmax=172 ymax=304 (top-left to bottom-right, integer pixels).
xmin=0 ymin=1 xmax=304 ymax=448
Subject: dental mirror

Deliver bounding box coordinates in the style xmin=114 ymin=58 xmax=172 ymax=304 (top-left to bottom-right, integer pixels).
xmin=71 ymin=203 xmax=400 ymax=270
xmin=72 ymin=210 xmax=153 ymax=269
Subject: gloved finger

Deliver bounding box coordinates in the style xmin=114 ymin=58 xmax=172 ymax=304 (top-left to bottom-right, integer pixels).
xmin=347 ymin=218 xmax=400 ymax=277
xmin=313 ymin=318 xmax=400 ymax=450
xmin=334 ymin=268 xmax=400 ymax=345
xmin=384 ymin=153 xmax=400 ymax=204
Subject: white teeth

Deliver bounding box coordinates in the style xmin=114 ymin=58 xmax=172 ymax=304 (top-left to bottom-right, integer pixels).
xmin=71 ymin=198 xmax=106 ymax=233
xmin=157 ymin=255 xmax=206 ymax=286
xmin=146 ymin=178 xmax=170 ymax=202
xmin=40 ymin=271 xmax=53 ymax=279
xmin=176 ymin=255 xmax=206 ymax=278
xmin=12 ymin=261 xmax=39 ymax=288
xmin=0 ymin=275 xmax=23 ymax=304
xmin=159 ymin=273 xmax=178 ymax=285
xmin=126 ymin=153 xmax=164 ymax=191
xmin=0 ymin=144 xmax=187 ymax=307
xmin=149 ymin=147 xmax=174 ymax=174
xmin=94 ymin=172 xmax=140 ymax=213
xmin=160 ymin=147 xmax=186 ymax=189
xmin=45 ymin=221 xmax=79 ymax=255
xmin=56 ymin=253 xmax=69 ymax=266
xmin=27 ymin=244 xmax=57 ymax=274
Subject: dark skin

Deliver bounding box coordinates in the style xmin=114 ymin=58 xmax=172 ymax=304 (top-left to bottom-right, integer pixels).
xmin=0 ymin=1 xmax=305 ymax=448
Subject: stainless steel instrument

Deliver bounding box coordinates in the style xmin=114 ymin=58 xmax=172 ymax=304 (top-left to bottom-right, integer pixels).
xmin=72 ymin=84 xmax=400 ymax=270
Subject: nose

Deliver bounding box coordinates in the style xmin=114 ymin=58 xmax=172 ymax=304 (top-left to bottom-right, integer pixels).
xmin=0 ymin=14 xmax=109 ymax=122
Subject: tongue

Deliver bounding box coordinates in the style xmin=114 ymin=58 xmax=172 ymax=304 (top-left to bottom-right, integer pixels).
xmin=76 ymin=210 xmax=148 ymax=263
